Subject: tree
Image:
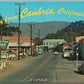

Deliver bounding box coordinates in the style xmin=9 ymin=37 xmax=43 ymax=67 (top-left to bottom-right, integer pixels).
xmin=45 ymin=32 xmax=76 ymax=42
xmin=33 ymin=37 xmax=43 ymax=46
xmin=1 ymin=26 xmax=18 ymax=36
xmin=56 ymin=20 xmax=84 ymax=34
xmin=0 ymin=15 xmax=18 ymax=36
xmin=77 ymin=30 xmax=84 ymax=36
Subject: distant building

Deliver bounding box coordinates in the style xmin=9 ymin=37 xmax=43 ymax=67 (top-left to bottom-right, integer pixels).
xmin=2 ymin=36 xmax=34 ymax=55
xmin=76 ymin=36 xmax=84 ymax=43
xmin=36 ymin=45 xmax=43 ymax=54
xmin=43 ymin=39 xmax=66 ymax=51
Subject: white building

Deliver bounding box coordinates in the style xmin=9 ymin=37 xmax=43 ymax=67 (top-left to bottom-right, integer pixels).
xmin=43 ymin=39 xmax=66 ymax=51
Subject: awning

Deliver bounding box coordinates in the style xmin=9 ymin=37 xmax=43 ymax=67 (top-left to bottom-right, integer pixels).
xmin=8 ymin=43 xmax=31 ymax=47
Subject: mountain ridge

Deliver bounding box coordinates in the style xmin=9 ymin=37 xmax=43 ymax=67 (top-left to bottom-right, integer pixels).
xmin=8 ymin=21 xmax=70 ymax=38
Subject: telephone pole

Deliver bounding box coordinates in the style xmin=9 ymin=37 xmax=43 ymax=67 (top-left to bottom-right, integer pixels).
xmin=15 ymin=3 xmax=25 ymax=60
xmin=28 ymin=24 xmax=33 ymax=56
xmin=28 ymin=24 xmax=35 ymax=56
xmin=30 ymin=24 xmax=32 ymax=56
xmin=38 ymin=29 xmax=40 ymax=52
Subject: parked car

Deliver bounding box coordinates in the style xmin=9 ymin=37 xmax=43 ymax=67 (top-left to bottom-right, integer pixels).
xmin=53 ymin=51 xmax=59 ymax=55
xmin=8 ymin=52 xmax=16 ymax=59
xmin=16 ymin=51 xmax=24 ymax=56
xmin=63 ymin=48 xmax=71 ymax=58
xmin=2 ymin=52 xmax=16 ymax=59
xmin=32 ymin=51 xmax=38 ymax=56
xmin=37 ymin=51 xmax=42 ymax=54
xmin=78 ymin=63 xmax=84 ymax=74
xmin=32 ymin=48 xmax=38 ymax=56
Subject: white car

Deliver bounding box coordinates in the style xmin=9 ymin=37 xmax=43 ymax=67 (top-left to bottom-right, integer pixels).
xmin=8 ymin=52 xmax=16 ymax=59
xmin=2 ymin=53 xmax=16 ymax=59
xmin=63 ymin=49 xmax=71 ymax=58
xmin=16 ymin=52 xmax=24 ymax=56
xmin=53 ymin=51 xmax=59 ymax=55
xmin=63 ymin=52 xmax=70 ymax=58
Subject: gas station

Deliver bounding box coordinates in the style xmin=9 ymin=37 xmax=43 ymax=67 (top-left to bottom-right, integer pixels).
xmin=0 ymin=39 xmax=9 ymax=70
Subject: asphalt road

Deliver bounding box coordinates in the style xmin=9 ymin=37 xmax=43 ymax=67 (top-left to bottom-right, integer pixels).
xmin=0 ymin=52 xmax=84 ymax=83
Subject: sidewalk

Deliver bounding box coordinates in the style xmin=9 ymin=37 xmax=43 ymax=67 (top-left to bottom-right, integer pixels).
xmin=0 ymin=54 xmax=42 ymax=78
xmin=56 ymin=56 xmax=84 ymax=82
xmin=0 ymin=56 xmax=32 ymax=78
xmin=63 ymin=58 xmax=84 ymax=71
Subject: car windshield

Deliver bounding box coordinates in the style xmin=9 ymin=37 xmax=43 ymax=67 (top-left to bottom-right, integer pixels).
xmin=9 ymin=52 xmax=15 ymax=54
xmin=65 ymin=49 xmax=72 ymax=51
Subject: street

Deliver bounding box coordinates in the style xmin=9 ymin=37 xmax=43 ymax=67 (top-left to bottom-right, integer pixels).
xmin=0 ymin=52 xmax=84 ymax=83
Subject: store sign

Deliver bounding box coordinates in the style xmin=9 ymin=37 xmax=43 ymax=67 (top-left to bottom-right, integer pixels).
xmin=0 ymin=40 xmax=9 ymax=50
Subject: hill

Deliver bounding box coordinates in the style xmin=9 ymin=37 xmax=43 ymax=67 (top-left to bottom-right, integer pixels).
xmin=44 ymin=21 xmax=84 ymax=42
xmin=8 ymin=21 xmax=70 ymax=38
xmin=56 ymin=21 xmax=84 ymax=34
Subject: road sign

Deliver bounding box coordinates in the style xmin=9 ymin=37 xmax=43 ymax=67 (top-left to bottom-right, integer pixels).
xmin=0 ymin=39 xmax=9 ymax=50
xmin=1 ymin=51 xmax=6 ymax=55
xmin=0 ymin=39 xmax=9 ymax=60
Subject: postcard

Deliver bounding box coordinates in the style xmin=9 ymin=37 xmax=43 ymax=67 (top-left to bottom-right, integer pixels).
xmin=0 ymin=1 xmax=84 ymax=83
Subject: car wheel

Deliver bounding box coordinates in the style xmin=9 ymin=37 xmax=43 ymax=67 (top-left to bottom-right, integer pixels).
xmin=62 ymin=55 xmax=64 ymax=58
xmin=10 ymin=57 xmax=14 ymax=60
xmin=81 ymin=71 xmax=84 ymax=74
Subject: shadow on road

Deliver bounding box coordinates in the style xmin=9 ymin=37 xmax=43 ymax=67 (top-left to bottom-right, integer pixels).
xmin=74 ymin=70 xmax=84 ymax=75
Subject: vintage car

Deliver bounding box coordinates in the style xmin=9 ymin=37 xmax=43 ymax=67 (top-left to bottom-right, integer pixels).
xmin=78 ymin=63 xmax=84 ymax=74
xmin=63 ymin=48 xmax=72 ymax=58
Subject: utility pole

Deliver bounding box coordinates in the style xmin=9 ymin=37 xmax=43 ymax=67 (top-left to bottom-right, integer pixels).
xmin=15 ymin=3 xmax=25 ymax=60
xmin=71 ymin=28 xmax=73 ymax=43
xmin=28 ymin=24 xmax=33 ymax=56
xmin=30 ymin=24 xmax=32 ymax=56
xmin=38 ymin=29 xmax=40 ymax=52
xmin=28 ymin=24 xmax=35 ymax=56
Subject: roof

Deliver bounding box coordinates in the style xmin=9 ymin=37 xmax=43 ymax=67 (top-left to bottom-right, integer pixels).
xmin=2 ymin=36 xmax=31 ymax=43
xmin=36 ymin=45 xmax=43 ymax=47
xmin=62 ymin=42 xmax=74 ymax=45
xmin=76 ymin=36 xmax=84 ymax=43
xmin=43 ymin=39 xmax=65 ymax=41
xmin=43 ymin=39 xmax=66 ymax=42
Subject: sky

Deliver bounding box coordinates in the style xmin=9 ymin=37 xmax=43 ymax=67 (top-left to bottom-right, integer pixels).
xmin=0 ymin=1 xmax=84 ymax=23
